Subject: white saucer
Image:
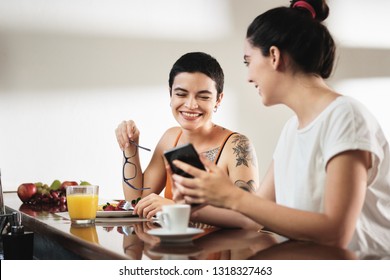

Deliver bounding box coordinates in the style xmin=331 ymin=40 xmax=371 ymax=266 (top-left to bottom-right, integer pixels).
xmin=96 ymin=210 xmax=136 ymax=218
xmin=147 ymin=227 xmax=204 ymax=243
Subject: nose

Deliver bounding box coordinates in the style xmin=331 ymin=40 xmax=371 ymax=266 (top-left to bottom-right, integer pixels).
xmin=184 ymin=96 xmax=198 ymax=109
xmin=247 ymin=68 xmax=254 ymax=84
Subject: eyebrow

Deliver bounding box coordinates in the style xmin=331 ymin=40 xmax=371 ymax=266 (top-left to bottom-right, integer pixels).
xmin=243 ymin=55 xmax=249 ymax=61
xmin=197 ymin=90 xmax=213 ymax=95
xmin=173 ymin=87 xmax=189 ymax=92
xmin=173 ymin=87 xmax=213 ymax=94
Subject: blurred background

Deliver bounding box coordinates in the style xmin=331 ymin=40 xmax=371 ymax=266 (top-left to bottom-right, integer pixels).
xmin=1 ymin=0 xmax=389 ymax=199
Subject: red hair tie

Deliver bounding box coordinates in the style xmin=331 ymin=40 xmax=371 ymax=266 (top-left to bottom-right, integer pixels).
xmin=293 ymin=1 xmax=316 ymax=19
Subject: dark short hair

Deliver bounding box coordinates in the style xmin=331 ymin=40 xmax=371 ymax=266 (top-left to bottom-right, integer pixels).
xmin=168 ymin=52 xmax=224 ymax=99
xmin=246 ymin=0 xmax=335 ymax=79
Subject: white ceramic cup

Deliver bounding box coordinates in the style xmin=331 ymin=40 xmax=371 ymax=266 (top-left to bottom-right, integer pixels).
xmin=156 ymin=204 xmax=190 ymax=233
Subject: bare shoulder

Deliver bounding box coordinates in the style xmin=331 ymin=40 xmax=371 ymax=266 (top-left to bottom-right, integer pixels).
xmin=155 ymin=127 xmax=182 ymax=151
xmin=161 ymin=126 xmax=182 ymax=138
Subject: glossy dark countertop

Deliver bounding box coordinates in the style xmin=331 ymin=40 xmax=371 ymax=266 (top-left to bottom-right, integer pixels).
xmin=2 ymin=192 xmax=358 ymax=260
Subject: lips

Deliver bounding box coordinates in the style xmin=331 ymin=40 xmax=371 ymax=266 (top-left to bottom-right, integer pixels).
xmin=254 ymin=84 xmax=262 ymax=95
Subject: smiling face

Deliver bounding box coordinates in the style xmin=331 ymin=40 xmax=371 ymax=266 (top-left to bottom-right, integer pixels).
xmin=244 ymin=40 xmax=282 ymax=106
xmin=170 ymin=72 xmax=221 ymax=131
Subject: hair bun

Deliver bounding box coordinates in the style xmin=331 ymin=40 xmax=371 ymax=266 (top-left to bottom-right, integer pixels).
xmin=290 ymin=0 xmax=329 ymax=22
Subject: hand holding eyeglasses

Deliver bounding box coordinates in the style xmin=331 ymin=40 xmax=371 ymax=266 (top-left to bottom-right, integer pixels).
xmin=122 ymin=141 xmax=151 ymax=191
xmin=116 ymin=120 xmax=152 ymax=190
xmin=115 ymin=120 xmax=144 ymax=151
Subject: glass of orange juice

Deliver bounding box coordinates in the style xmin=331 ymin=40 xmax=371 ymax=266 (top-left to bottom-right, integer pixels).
xmin=66 ymin=185 xmax=99 ymax=224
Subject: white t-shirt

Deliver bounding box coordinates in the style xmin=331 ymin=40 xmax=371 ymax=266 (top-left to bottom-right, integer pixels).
xmin=273 ymin=96 xmax=390 ymax=258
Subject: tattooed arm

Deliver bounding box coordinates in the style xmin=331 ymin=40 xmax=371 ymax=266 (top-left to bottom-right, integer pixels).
xmin=188 ymin=133 xmax=261 ymax=229
xmin=201 ymin=134 xmax=259 ymax=192
xmin=228 ymin=134 xmax=259 ymax=193
xmin=235 ymin=180 xmax=257 ymax=193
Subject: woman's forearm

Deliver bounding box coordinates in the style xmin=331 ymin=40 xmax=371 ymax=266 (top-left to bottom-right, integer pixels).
xmin=232 ymin=190 xmax=351 ymax=247
xmin=191 ymin=204 xmax=261 ymax=230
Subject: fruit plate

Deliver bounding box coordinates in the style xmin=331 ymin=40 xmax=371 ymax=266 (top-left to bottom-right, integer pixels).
xmin=96 ymin=210 xmax=137 ymax=218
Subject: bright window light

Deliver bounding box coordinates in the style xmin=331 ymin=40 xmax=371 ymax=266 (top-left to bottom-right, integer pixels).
xmin=328 ymin=0 xmax=390 ymax=49
xmin=0 ymin=0 xmax=231 ymax=40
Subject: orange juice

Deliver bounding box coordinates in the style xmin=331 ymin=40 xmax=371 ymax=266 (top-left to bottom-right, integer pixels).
xmin=70 ymin=225 xmax=99 ymax=244
xmin=67 ymin=194 xmax=99 ymax=220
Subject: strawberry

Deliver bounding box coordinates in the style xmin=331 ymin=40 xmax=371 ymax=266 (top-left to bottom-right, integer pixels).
xmin=116 ymin=200 xmax=126 ymax=210
xmin=102 ymin=203 xmax=116 ymax=211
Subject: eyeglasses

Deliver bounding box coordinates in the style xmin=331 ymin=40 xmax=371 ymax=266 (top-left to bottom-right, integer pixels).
xmin=122 ymin=141 xmax=151 ymax=190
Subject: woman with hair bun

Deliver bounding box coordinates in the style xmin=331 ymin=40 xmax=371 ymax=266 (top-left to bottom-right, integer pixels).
xmin=172 ymin=0 xmax=390 ymax=257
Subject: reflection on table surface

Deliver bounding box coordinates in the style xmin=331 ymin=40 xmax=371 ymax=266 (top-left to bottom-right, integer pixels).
xmin=118 ymin=223 xmax=357 ymax=260
xmin=3 ymin=192 xmax=388 ymax=260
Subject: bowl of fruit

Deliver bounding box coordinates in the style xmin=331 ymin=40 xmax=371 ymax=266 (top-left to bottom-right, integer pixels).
xmin=17 ymin=180 xmax=92 ymax=210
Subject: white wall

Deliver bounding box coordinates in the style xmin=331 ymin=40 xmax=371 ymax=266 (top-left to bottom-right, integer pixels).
xmin=1 ymin=0 xmax=389 ymax=199
xmin=0 ymin=86 xmax=239 ymax=199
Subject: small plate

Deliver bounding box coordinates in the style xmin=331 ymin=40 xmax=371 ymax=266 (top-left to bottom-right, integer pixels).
xmin=96 ymin=210 xmax=136 ymax=218
xmin=147 ymin=227 xmax=204 ymax=243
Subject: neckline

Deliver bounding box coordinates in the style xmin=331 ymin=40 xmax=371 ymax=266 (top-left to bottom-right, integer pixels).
xmin=174 ymin=130 xmax=236 ymax=163
xmin=297 ymin=96 xmax=345 ymax=133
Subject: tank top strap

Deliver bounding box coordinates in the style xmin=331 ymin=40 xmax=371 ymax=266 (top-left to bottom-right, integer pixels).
xmin=215 ymin=132 xmax=238 ymax=164
xmin=173 ymin=130 xmax=182 ymax=147
xmin=164 ymin=129 xmax=183 ymax=199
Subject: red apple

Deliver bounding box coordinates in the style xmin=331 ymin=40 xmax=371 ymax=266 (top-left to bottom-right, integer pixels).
xmin=17 ymin=183 xmax=37 ymax=203
xmin=60 ymin=181 xmax=78 ymax=192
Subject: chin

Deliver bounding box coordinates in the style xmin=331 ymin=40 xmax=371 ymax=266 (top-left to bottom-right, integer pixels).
xmin=262 ymin=98 xmax=279 ymax=107
xmin=260 ymin=97 xmax=271 ymax=107
xmin=180 ymin=123 xmax=200 ymax=131
xmin=179 ymin=119 xmax=203 ymax=130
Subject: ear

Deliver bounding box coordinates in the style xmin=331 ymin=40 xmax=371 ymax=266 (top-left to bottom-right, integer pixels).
xmin=216 ymin=92 xmax=224 ymax=107
xmin=269 ymin=46 xmax=282 ymax=70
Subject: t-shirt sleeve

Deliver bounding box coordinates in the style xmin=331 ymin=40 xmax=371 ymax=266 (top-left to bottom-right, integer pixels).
xmin=322 ymin=101 xmax=384 ymax=185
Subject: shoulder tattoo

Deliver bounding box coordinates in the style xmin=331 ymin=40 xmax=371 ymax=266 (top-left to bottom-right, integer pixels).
xmin=231 ymin=134 xmax=256 ymax=167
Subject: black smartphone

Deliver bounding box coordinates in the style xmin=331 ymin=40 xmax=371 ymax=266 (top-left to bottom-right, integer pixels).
xmin=164 ymin=143 xmax=206 ymax=178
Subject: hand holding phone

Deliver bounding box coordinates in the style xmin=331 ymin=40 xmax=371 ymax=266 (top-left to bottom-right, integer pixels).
xmin=164 ymin=143 xmax=206 ymax=178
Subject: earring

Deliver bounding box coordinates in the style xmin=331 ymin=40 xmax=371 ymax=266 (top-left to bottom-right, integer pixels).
xmin=213 ymin=106 xmax=218 ymax=113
